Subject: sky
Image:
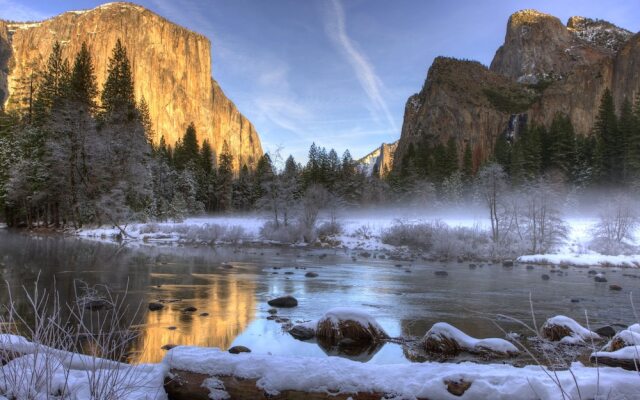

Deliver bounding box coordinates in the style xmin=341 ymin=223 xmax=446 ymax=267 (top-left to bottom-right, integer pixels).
xmin=2 ymin=0 xmax=640 ymax=163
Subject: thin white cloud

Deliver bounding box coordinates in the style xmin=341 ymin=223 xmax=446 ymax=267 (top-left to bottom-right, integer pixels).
xmin=0 ymin=0 xmax=48 ymax=21
xmin=325 ymin=0 xmax=397 ymax=132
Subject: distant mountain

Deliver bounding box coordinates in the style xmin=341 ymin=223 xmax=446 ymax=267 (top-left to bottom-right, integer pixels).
xmin=394 ymin=9 xmax=639 ymax=173
xmin=358 ymin=141 xmax=398 ymax=177
xmin=0 ymin=2 xmax=262 ymax=169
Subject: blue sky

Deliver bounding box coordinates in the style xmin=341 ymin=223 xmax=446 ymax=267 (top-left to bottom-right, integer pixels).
xmin=3 ymin=0 xmax=639 ymax=162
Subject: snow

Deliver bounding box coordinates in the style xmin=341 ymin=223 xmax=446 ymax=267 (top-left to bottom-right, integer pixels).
xmin=424 ymin=322 xmax=520 ymax=354
xmin=542 ymin=316 xmax=601 ymax=344
xmin=163 ymin=346 xmax=640 ymax=400
xmin=318 ymin=307 xmax=386 ymax=335
xmin=202 ymin=377 xmax=230 ymax=400
xmin=0 ymin=334 xmax=167 ymax=400
xmin=592 ymin=346 xmax=640 ymax=361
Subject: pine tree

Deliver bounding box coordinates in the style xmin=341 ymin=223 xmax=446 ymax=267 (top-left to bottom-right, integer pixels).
xmin=216 ymin=141 xmax=234 ymax=211
xmin=69 ymin=42 xmax=98 ymax=109
xmin=232 ymin=165 xmax=253 ymax=211
xmin=253 ymin=154 xmax=274 ymax=205
xmin=33 ymin=41 xmax=70 ymax=124
xmin=594 ymin=89 xmax=622 ymax=185
xmin=618 ymin=99 xmax=635 ymax=184
xmin=100 ymin=39 xmax=136 ymax=120
xmin=174 ymin=122 xmax=199 ymax=169
xmin=138 ymin=96 xmax=154 ymax=142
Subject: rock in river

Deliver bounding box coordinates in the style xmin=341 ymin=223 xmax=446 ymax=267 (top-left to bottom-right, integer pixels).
xmin=228 ymin=346 xmax=251 ymax=354
xmin=149 ymin=302 xmax=164 ymax=311
xmin=267 ymin=296 xmax=298 ymax=308
xmin=305 ymin=272 xmax=319 ymax=278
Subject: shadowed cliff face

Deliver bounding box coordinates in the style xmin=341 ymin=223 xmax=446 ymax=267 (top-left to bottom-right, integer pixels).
xmin=394 ymin=9 xmax=638 ymax=173
xmin=1 ymin=2 xmax=262 ymax=170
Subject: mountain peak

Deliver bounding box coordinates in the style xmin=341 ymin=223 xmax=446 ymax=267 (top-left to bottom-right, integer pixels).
xmin=567 ymin=16 xmax=633 ymax=52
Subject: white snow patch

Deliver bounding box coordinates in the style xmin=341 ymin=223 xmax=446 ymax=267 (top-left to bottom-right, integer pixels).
xmin=163 ymin=346 xmax=640 ymax=400
xmin=0 ymin=335 xmax=167 ymax=400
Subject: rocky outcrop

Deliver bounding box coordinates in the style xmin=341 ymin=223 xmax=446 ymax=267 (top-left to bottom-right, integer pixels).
xmin=358 ymin=140 xmax=398 ymax=177
xmin=395 ymin=57 xmax=534 ymax=171
xmin=490 ymin=10 xmax=612 ymax=83
xmin=394 ymin=10 xmax=638 ymax=172
xmin=1 ymin=2 xmax=262 ymax=169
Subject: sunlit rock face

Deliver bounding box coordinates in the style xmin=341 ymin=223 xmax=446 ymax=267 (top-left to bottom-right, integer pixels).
xmin=394 ymin=9 xmax=638 ymax=173
xmin=1 ymin=2 xmax=262 ymax=170
xmin=358 ymin=141 xmax=397 ymax=178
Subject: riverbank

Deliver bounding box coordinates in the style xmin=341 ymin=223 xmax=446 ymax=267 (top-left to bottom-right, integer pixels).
xmin=68 ymin=211 xmax=640 ymax=268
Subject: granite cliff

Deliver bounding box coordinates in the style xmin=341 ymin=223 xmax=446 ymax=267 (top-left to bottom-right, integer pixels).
xmin=395 ymin=9 xmax=638 ymax=173
xmin=0 ymin=2 xmax=262 ymax=169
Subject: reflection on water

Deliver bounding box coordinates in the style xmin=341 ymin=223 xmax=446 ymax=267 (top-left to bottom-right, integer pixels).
xmin=1 ymin=230 xmax=640 ymax=365
xmin=132 ymin=276 xmax=256 ymax=363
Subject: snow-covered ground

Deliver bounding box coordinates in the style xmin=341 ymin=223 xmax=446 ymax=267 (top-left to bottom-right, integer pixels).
xmin=163 ymin=346 xmax=639 ymax=400
xmin=4 ymin=331 xmax=639 ymax=400
xmin=74 ymin=210 xmax=640 ymax=267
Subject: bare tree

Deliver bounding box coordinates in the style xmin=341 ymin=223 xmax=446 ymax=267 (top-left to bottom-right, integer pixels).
xmin=299 ymin=184 xmax=329 ymax=242
xmin=592 ymin=193 xmax=639 ymax=254
xmin=517 ymin=179 xmax=568 ymax=254
xmin=477 ymin=163 xmax=508 ymax=242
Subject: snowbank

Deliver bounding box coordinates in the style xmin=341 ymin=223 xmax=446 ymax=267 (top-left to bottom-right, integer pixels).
xmin=163 ymin=346 xmax=639 ymax=400
xmin=519 ymin=253 xmax=640 ymax=267
xmin=0 ymin=335 xmax=167 ymax=400
xmin=541 ymin=316 xmax=601 ymax=344
xmin=423 ymin=322 xmax=519 ymax=355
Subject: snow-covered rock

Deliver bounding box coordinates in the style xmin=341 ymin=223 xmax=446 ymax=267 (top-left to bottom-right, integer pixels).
xmin=541 ymin=315 xmax=601 ymax=344
xmin=423 ymin=322 xmax=519 ymax=356
xmin=304 ymin=307 xmax=388 ymax=345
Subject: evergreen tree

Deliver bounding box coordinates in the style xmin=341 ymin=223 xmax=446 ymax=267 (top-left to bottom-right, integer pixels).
xmin=594 ymin=89 xmax=622 ymax=185
xmin=618 ymin=99 xmax=635 ymax=183
xmin=138 ymin=96 xmax=154 ymax=142
xmin=69 ymin=42 xmax=98 ymax=109
xmin=100 ymin=39 xmax=136 ymax=120
xmin=232 ymin=165 xmax=253 ymax=211
xmin=216 ymin=141 xmax=234 ymax=211
xmin=33 ymin=41 xmax=70 ymax=124
xmin=174 ymin=122 xmax=199 ymax=169
xmin=252 ymin=154 xmax=274 ymax=205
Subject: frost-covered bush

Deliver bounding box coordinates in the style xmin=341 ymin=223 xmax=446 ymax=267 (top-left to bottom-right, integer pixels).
xmin=317 ymin=220 xmax=342 ymax=239
xmin=381 ymin=221 xmax=439 ymax=250
xmin=381 ymin=220 xmax=493 ymax=259
xmin=353 ymin=225 xmax=373 ymax=240
xmin=259 ymin=221 xmax=303 ymax=243
xmin=223 ymin=225 xmax=246 ymax=245
xmin=591 ymin=194 xmax=639 ymax=255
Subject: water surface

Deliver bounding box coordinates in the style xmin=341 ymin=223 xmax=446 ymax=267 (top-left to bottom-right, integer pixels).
xmin=0 ymin=230 xmax=637 ymax=364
